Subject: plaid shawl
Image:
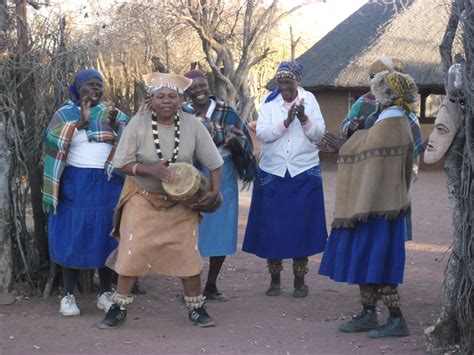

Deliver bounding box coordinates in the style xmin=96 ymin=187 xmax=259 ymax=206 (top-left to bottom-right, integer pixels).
xmin=340 ymin=91 xmax=424 ymax=169
xmin=183 ymin=98 xmax=257 ymax=184
xmin=43 ymin=101 xmax=129 ymax=214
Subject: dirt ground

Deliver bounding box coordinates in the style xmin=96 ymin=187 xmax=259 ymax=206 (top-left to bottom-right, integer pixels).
xmin=0 ymin=158 xmax=454 ymax=355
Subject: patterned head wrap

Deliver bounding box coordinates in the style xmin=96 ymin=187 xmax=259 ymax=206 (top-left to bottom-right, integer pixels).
xmin=276 ymin=61 xmax=303 ymax=81
xmin=184 ymin=69 xmax=207 ymax=80
xmin=371 ymin=71 xmax=418 ymax=112
xmin=68 ymin=69 xmax=103 ymax=105
xmin=143 ymin=72 xmax=192 ymax=96
xmin=265 ymin=61 xmax=303 ymax=103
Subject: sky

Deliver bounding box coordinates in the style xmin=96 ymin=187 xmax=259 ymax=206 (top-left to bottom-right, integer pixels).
xmin=277 ymin=0 xmax=368 ymax=55
xmin=45 ymin=0 xmax=368 ymax=35
xmin=40 ymin=0 xmax=368 ymax=57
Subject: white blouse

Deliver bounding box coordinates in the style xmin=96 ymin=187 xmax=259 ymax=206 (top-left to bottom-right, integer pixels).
xmin=376 ymin=105 xmax=406 ymax=123
xmin=256 ymin=87 xmax=325 ymax=177
xmin=67 ymin=129 xmax=113 ymax=168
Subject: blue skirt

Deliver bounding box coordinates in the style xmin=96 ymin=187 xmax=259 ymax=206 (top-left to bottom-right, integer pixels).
xmin=405 ymin=208 xmax=412 ymax=241
xmin=318 ymin=215 xmax=407 ymax=285
xmin=242 ymin=166 xmax=328 ymax=259
xmin=48 ymin=166 xmax=123 ymax=269
xmin=196 ymin=156 xmax=238 ymax=257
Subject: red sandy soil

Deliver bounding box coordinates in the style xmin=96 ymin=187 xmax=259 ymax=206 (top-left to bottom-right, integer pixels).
xmin=0 ymin=160 xmax=453 ymax=354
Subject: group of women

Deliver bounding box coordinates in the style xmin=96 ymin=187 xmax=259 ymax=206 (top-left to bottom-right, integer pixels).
xmin=43 ymin=56 xmax=420 ymax=338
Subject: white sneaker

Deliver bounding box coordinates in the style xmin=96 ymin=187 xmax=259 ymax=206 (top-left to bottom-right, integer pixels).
xmin=97 ymin=291 xmax=114 ymax=312
xmin=60 ymin=294 xmax=80 ymax=316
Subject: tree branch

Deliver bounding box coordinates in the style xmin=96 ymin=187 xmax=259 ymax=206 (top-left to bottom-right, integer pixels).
xmin=243 ymin=0 xmax=253 ymax=45
xmin=249 ymin=47 xmax=274 ymax=67
xmin=439 ymin=0 xmax=462 ymax=87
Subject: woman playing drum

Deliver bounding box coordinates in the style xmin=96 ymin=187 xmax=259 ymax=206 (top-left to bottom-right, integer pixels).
xmin=100 ymin=72 xmax=223 ymax=329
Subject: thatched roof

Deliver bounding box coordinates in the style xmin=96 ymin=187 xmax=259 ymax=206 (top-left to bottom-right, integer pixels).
xmin=297 ymin=0 xmax=453 ymax=92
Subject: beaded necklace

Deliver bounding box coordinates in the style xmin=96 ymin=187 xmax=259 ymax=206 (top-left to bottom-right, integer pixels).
xmin=151 ymin=111 xmax=180 ymax=165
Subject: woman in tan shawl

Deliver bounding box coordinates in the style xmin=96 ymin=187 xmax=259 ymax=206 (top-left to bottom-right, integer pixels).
xmin=99 ymin=72 xmax=223 ymax=329
xmin=319 ymin=71 xmax=418 ymax=338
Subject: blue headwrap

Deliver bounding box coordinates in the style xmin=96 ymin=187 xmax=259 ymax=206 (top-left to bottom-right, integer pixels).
xmin=68 ymin=69 xmax=103 ymax=105
xmin=265 ymin=61 xmax=303 ymax=103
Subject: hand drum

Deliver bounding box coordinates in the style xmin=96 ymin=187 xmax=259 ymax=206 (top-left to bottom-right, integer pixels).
xmin=162 ymin=162 xmax=222 ymax=212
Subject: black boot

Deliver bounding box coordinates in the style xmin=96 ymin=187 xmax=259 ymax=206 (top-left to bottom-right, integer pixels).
xmin=99 ymin=303 xmax=127 ymax=329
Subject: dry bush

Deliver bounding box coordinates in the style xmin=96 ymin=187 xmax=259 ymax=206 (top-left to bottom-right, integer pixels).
xmin=1 ymin=7 xmax=91 ymax=288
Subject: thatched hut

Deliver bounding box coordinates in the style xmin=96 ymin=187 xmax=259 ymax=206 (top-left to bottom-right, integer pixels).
xmin=296 ymin=0 xmax=452 ymax=136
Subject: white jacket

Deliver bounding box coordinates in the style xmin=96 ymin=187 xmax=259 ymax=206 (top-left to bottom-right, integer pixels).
xmin=256 ymin=87 xmax=325 ymax=177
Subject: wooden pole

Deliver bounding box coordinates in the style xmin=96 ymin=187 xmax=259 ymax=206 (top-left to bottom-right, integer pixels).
xmin=15 ymin=0 xmax=48 ymax=272
xmin=15 ymin=0 xmax=28 ymax=55
xmin=0 ymin=0 xmax=14 ymax=294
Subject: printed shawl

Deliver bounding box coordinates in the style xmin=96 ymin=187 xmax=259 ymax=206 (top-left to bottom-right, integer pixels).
xmin=340 ymin=91 xmax=423 ymax=169
xmin=183 ymin=98 xmax=257 ymax=184
xmin=333 ymin=116 xmax=413 ymax=228
xmin=43 ymin=101 xmax=129 ymax=214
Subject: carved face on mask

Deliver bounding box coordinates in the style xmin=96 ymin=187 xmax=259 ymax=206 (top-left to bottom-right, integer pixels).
xmin=424 ymin=97 xmax=462 ymax=164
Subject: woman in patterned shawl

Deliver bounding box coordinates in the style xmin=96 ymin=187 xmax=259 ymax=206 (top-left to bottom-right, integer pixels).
xmin=319 ymin=71 xmax=418 ymax=338
xmin=43 ymin=69 xmax=130 ymax=317
xmin=183 ymin=69 xmax=257 ymax=302
xmin=319 ymin=56 xmax=424 ymax=242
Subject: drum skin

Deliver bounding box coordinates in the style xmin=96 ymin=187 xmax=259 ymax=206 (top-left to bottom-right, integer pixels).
xmin=162 ymin=163 xmax=223 ymax=212
xmin=163 ymin=163 xmax=209 ymax=202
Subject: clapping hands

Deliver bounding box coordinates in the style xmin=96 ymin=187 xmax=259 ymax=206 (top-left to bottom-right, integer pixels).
xmin=343 ymin=115 xmax=365 ymax=136
xmin=106 ymin=103 xmax=120 ymax=133
xmin=76 ymin=96 xmax=91 ymax=130
xmin=315 ymin=131 xmax=348 ymax=153
xmin=285 ymin=99 xmax=307 ymax=127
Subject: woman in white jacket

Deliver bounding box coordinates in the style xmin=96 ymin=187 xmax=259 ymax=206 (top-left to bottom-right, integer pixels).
xmin=243 ymin=61 xmax=328 ymax=298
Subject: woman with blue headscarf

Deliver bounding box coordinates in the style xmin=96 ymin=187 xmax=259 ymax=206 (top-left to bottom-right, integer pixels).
xmin=43 ymin=69 xmax=130 ymax=317
xmin=242 ymin=61 xmax=328 ymax=298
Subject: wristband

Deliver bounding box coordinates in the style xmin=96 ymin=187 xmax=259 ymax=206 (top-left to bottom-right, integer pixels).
xmin=132 ymin=163 xmax=140 ymax=176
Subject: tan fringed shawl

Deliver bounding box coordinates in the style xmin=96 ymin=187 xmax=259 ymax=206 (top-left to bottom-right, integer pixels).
xmin=333 ymin=116 xmax=413 ymax=228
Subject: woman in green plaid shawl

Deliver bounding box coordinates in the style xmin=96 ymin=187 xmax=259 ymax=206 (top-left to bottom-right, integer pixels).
xmin=183 ymin=69 xmax=257 ymax=302
xmin=43 ymin=69 xmax=129 ymax=318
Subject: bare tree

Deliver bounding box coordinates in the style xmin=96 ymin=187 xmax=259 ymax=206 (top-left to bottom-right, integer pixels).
xmin=164 ymin=0 xmax=322 ymax=121
xmin=70 ymin=0 xmax=321 ymax=120
xmin=425 ymin=0 xmax=473 ymax=353
xmin=80 ymin=3 xmax=201 ymax=75
xmin=1 ymin=1 xmax=92 ymax=289
xmin=289 ymin=26 xmax=300 ymax=61
xmin=15 ymin=0 xmax=49 ymax=272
